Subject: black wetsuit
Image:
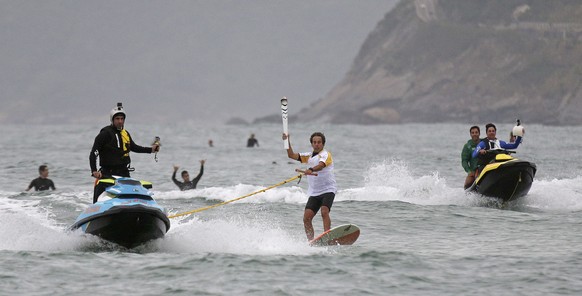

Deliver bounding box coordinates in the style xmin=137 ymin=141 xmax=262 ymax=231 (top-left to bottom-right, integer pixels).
xmin=247 ymin=138 xmax=259 ymax=147
xmin=28 ymin=177 xmax=55 ymax=191
xmin=89 ymin=125 xmax=153 ymax=202
xmin=172 ymin=165 xmax=204 ymax=190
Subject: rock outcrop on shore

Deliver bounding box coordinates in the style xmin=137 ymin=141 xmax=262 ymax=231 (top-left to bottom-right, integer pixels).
xmin=258 ymin=0 xmax=582 ymax=125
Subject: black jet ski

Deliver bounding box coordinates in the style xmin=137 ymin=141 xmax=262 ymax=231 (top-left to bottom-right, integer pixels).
xmin=466 ymin=150 xmax=536 ymax=202
xmin=69 ymin=177 xmax=171 ymax=248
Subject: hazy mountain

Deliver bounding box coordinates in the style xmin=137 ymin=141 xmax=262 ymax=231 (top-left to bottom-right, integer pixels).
xmin=289 ymin=0 xmax=582 ymax=125
xmin=0 ymin=0 xmax=397 ymax=125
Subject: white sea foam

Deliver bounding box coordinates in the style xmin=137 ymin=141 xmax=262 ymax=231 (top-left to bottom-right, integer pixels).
xmin=160 ymin=216 xmax=320 ymax=255
xmin=337 ymin=159 xmax=582 ymax=210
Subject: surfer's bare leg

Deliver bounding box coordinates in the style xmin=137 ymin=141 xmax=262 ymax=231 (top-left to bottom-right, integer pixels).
xmin=303 ymin=209 xmax=316 ymax=240
xmin=321 ymin=206 xmax=331 ymax=231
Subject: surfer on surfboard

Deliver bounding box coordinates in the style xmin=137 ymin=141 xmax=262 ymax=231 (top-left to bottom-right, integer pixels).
xmin=282 ymin=132 xmax=337 ymax=241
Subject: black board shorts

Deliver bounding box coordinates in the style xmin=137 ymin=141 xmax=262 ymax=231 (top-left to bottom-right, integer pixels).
xmin=305 ymin=192 xmax=335 ymax=213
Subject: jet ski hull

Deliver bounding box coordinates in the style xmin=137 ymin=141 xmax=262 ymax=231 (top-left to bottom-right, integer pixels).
xmin=70 ymin=178 xmax=170 ymax=248
xmin=71 ymin=203 xmax=170 ymax=248
xmin=472 ymin=159 xmax=536 ymax=202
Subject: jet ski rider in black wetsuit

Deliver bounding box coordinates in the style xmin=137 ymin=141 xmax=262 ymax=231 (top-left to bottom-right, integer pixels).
xmin=89 ymin=102 xmax=160 ymax=203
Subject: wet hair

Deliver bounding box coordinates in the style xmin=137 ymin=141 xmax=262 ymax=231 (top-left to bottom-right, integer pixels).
xmin=39 ymin=165 xmax=48 ymax=173
xmin=469 ymin=125 xmax=480 ymax=133
xmin=310 ymin=132 xmax=326 ymax=145
xmin=181 ymin=170 xmax=188 ymax=177
xmin=485 ymin=123 xmax=497 ymax=132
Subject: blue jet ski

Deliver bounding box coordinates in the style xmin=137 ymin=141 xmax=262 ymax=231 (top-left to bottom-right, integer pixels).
xmin=70 ymin=177 xmax=171 ymax=248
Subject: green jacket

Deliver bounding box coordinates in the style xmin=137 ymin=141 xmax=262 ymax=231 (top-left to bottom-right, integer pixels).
xmin=461 ymin=139 xmax=479 ymax=173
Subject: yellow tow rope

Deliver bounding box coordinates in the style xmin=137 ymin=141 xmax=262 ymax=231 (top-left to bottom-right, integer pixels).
xmin=167 ymin=174 xmax=302 ymax=219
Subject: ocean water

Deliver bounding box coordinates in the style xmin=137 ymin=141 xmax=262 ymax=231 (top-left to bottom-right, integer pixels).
xmin=1 ymin=122 xmax=582 ymax=295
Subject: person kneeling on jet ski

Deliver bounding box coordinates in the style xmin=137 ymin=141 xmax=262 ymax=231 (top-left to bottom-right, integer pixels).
xmin=471 ymin=123 xmax=523 ymax=177
xmin=89 ymin=102 xmax=160 ymax=203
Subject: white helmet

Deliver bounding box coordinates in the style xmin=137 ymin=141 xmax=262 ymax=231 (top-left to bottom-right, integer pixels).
xmin=110 ymin=102 xmax=126 ymax=122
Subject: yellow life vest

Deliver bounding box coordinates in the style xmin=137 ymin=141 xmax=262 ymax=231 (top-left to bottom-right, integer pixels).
xmin=120 ymin=129 xmax=130 ymax=157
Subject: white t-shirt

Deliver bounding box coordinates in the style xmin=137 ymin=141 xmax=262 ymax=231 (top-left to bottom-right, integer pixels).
xmin=299 ymin=149 xmax=337 ymax=196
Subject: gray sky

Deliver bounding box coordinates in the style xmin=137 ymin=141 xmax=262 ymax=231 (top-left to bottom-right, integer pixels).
xmin=0 ymin=0 xmax=397 ymax=124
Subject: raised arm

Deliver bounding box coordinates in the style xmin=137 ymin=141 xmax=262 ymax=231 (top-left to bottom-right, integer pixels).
xmin=192 ymin=160 xmax=205 ymax=182
xmin=500 ymin=136 xmax=522 ymax=150
xmin=171 ymin=165 xmax=182 ymax=187
xmin=282 ymin=133 xmax=299 ymax=161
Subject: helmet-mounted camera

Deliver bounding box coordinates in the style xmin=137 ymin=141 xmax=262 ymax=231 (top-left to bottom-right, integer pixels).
xmin=110 ymin=102 xmax=126 ymax=122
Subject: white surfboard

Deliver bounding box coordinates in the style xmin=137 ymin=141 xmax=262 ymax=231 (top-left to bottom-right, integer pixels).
xmin=309 ymin=224 xmax=361 ymax=246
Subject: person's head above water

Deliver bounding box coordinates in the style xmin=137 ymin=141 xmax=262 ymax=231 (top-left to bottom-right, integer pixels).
xmin=485 ymin=123 xmax=497 ymax=140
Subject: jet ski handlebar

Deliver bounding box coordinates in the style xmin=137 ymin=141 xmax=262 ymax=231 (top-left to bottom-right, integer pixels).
xmin=486 ymin=149 xmax=516 ymax=155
